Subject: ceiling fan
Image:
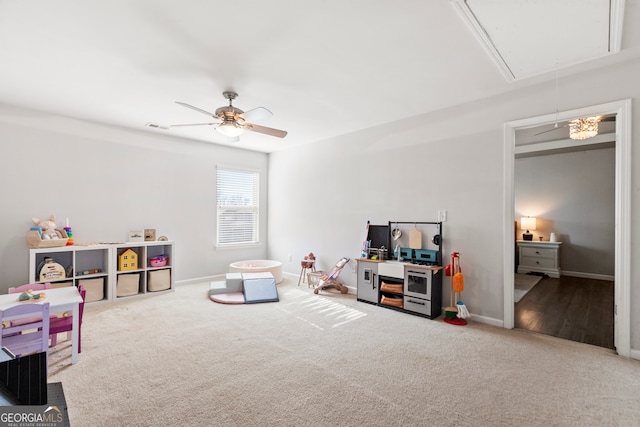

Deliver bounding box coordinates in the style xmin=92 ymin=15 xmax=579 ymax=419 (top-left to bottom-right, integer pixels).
xmin=170 ymin=91 xmax=287 ymax=142
xmin=530 ymin=68 xmax=617 ymax=139
xmin=533 ymin=114 xmax=615 ymax=138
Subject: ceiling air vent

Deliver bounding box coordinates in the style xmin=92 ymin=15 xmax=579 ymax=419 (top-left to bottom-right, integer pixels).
xmin=144 ymin=123 xmax=169 ymax=130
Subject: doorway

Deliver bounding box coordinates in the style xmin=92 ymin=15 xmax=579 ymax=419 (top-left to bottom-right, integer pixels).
xmin=503 ymin=99 xmax=631 ymax=357
xmin=514 ymin=123 xmax=615 ymax=348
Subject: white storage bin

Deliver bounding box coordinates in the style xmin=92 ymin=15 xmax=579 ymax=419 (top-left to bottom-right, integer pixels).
xmin=117 ymin=273 xmax=140 ymax=297
xmin=79 ymin=278 xmax=104 ymax=302
xmin=148 ymin=269 xmax=171 ymax=292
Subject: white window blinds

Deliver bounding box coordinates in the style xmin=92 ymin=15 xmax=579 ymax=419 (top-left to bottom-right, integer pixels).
xmin=216 ymin=167 xmax=259 ymax=246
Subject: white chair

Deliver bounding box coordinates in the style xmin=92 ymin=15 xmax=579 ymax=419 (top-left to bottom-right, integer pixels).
xmin=0 ymin=302 xmax=50 ymax=372
xmin=7 ymin=283 xmax=53 ymax=327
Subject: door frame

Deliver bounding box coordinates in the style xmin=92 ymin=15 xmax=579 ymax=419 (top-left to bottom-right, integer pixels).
xmin=503 ymin=99 xmax=631 ymax=357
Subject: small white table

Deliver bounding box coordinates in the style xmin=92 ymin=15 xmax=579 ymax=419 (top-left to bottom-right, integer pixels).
xmin=517 ymin=240 xmax=562 ymax=278
xmin=0 ymin=286 xmax=83 ymax=364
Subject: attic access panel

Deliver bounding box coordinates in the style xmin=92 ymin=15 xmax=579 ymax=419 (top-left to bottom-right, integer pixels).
xmin=452 ymin=0 xmax=624 ymax=80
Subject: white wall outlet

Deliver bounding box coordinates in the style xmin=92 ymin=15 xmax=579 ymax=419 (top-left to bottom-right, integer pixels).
xmin=438 ymin=210 xmax=448 ymax=222
xmin=287 ymin=254 xmax=293 ymax=262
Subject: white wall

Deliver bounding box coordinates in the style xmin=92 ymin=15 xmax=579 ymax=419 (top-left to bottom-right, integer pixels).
xmin=515 ymin=147 xmax=615 ymax=278
xmin=0 ymin=105 xmax=269 ymax=291
xmin=268 ymin=57 xmax=640 ymax=350
xmin=1 ymin=58 xmax=639 ymax=353
xmin=268 ymin=106 xmax=508 ymax=323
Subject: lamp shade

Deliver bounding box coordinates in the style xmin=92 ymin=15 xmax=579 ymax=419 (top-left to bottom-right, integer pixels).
xmin=520 ymin=217 xmax=536 ymax=231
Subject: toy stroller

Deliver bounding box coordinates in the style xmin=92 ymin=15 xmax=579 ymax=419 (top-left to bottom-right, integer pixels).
xmin=309 ymin=257 xmax=350 ymax=294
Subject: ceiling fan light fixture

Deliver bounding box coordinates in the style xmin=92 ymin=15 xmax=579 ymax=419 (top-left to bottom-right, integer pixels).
xmin=172 ymin=91 xmax=286 ymax=140
xmin=216 ymin=121 xmax=245 ymax=137
xmin=569 ymin=116 xmax=600 ymax=140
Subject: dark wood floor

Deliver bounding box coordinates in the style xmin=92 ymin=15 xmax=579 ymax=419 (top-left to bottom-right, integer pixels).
xmin=515 ymin=275 xmax=614 ymax=349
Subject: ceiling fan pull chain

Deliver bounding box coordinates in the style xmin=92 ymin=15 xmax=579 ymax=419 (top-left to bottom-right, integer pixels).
xmin=554 ymin=65 xmax=559 ymax=125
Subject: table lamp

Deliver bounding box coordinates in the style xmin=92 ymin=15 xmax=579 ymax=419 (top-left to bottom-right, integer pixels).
xmin=521 ymin=217 xmax=536 ymax=241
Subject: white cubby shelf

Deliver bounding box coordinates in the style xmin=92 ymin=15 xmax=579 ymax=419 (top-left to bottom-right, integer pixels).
xmin=28 ymin=241 xmax=174 ymax=305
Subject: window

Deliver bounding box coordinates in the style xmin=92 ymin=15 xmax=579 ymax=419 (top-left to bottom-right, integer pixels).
xmin=216 ymin=167 xmax=259 ymax=246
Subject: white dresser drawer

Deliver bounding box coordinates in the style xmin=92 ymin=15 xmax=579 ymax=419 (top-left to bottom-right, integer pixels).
xmin=520 ymin=256 xmax=556 ymax=269
xmin=521 ymin=247 xmax=555 ymax=259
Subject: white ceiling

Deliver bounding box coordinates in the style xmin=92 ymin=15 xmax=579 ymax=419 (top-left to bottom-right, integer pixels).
xmin=0 ymin=0 xmax=638 ymax=153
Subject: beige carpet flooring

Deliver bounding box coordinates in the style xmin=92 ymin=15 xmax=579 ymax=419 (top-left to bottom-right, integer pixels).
xmin=47 ymin=276 xmax=640 ymax=426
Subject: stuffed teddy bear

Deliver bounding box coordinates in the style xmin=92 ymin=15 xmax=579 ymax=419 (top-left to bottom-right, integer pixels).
xmin=32 ymin=214 xmax=60 ymax=240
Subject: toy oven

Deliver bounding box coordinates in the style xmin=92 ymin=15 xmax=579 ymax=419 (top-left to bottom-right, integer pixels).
xmin=404 ymin=267 xmax=432 ymax=300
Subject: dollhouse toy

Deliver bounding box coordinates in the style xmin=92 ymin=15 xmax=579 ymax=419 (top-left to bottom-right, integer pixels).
xmin=118 ymin=248 xmax=138 ymax=271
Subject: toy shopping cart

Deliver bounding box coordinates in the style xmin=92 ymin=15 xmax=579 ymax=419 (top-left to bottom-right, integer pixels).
xmin=308 ymin=257 xmax=350 ymax=294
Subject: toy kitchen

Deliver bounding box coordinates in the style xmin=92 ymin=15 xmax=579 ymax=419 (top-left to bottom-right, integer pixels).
xmin=357 ymin=221 xmax=443 ymax=319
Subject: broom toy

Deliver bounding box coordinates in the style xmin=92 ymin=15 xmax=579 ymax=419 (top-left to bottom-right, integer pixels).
xmin=445 ymin=252 xmax=468 ymax=325
xmin=457 ymin=301 xmax=470 ymax=319
xmin=444 ymin=252 xmax=460 ymax=319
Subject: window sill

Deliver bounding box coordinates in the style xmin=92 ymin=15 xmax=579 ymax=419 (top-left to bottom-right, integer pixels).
xmin=215 ymin=243 xmax=261 ymax=251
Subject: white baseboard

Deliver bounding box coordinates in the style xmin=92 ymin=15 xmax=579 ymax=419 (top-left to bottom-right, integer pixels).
xmin=561 ymin=270 xmax=614 ymax=281
xmin=441 ymin=307 xmax=503 ymax=328
xmin=629 ymin=348 xmax=640 ymax=361
xmin=468 ymin=313 xmax=503 ymax=327
xmin=176 ymin=275 xmax=221 ymax=286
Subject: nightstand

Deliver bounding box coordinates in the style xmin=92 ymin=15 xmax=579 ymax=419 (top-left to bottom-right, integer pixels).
xmin=516 ymin=240 xmax=562 ymax=278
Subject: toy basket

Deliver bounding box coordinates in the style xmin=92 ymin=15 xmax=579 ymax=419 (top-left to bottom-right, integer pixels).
xmin=26 ymin=229 xmax=69 ymax=248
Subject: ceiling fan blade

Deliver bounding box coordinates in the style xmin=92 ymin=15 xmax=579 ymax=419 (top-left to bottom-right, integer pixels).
xmin=175 ymin=101 xmax=217 ymax=117
xmin=169 ymin=122 xmax=218 ymax=127
xmin=533 ymin=115 xmax=614 ymax=137
xmin=245 ymin=123 xmax=288 ymax=138
xmin=242 ymin=107 xmax=273 ymax=122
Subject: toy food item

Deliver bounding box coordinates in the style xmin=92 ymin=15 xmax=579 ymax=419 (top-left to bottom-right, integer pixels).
xmin=17 ymin=290 xmax=46 ymax=301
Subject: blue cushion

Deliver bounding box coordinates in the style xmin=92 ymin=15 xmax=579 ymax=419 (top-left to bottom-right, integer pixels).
xmin=243 ymin=278 xmax=279 ymax=304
